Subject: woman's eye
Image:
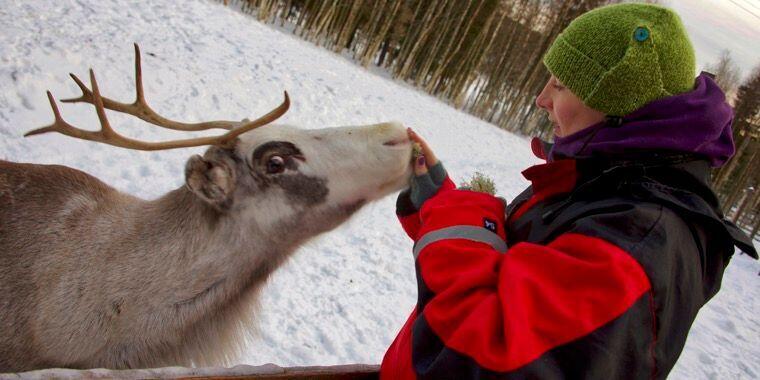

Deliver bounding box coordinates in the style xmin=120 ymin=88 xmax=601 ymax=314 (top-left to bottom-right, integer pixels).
xmin=266 ymin=155 xmax=286 ymax=174
xmin=552 ymin=84 xmax=564 ymax=91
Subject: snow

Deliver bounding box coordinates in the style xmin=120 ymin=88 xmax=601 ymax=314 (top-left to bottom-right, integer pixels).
xmin=0 ymin=0 xmax=757 ymax=378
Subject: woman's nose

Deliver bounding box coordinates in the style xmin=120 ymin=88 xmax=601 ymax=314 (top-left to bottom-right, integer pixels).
xmin=535 ymin=82 xmax=552 ymax=110
xmin=536 ymin=89 xmax=550 ymax=109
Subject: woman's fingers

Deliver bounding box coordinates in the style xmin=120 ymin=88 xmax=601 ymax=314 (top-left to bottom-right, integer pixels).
xmin=408 ymin=128 xmax=439 ymax=166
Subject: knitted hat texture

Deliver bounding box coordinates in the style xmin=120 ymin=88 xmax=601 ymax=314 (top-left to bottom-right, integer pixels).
xmin=543 ymin=3 xmax=696 ymax=116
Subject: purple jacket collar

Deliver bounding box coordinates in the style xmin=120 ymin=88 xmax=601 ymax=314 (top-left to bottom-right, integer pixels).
xmin=548 ymin=73 xmax=735 ymax=167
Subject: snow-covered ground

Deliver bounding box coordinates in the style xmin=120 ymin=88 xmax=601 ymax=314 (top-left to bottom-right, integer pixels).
xmin=0 ymin=1 xmax=757 ymax=378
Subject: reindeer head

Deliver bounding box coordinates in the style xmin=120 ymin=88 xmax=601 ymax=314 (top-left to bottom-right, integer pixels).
xmin=185 ymin=123 xmax=412 ymax=235
xmin=26 ymin=44 xmax=414 ymax=236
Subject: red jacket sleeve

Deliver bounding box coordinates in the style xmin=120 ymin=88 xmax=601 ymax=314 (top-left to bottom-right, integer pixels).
xmin=397 ymin=177 xmax=456 ymax=241
xmin=383 ymin=189 xmax=653 ymax=377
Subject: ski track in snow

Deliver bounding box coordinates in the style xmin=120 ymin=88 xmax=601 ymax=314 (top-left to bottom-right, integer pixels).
xmin=0 ymin=1 xmax=757 ymax=378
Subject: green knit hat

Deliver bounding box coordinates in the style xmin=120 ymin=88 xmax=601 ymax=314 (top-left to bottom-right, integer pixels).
xmin=543 ymin=3 xmax=696 ymax=116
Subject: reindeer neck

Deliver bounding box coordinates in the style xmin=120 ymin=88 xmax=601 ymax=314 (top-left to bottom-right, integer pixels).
xmin=141 ymin=186 xmax=221 ymax=239
xmin=132 ymin=186 xmax=282 ymax=315
xmin=133 ymin=186 xmax=258 ymax=269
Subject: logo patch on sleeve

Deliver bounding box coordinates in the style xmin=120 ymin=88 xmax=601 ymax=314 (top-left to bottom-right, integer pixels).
xmin=483 ymin=218 xmax=497 ymax=233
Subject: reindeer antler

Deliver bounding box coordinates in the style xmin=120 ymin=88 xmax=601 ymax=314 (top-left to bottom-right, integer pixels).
xmin=25 ymin=44 xmax=290 ymax=151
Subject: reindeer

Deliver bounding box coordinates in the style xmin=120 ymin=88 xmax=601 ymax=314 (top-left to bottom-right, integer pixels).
xmin=0 ymin=45 xmax=413 ymax=372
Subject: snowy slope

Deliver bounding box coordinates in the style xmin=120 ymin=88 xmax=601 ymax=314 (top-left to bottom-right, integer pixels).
xmin=0 ymin=1 xmax=757 ymax=378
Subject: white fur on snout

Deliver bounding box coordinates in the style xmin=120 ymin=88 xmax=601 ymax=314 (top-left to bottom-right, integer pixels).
xmin=237 ymin=123 xmax=412 ymax=211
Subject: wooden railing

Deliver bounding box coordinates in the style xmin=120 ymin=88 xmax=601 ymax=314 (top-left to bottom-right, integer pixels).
xmin=4 ymin=364 xmax=380 ymax=379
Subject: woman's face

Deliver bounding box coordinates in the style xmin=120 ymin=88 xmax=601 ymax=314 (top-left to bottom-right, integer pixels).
xmin=536 ymin=75 xmax=606 ymax=138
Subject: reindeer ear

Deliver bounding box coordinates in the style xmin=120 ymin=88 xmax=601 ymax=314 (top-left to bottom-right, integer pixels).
xmin=185 ymin=154 xmax=236 ymax=211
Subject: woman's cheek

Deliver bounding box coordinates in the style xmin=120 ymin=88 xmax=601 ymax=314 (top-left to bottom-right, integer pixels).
xmin=554 ymin=104 xmax=579 ymax=136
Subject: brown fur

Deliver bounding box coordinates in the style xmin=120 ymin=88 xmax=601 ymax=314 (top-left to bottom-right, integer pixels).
xmin=0 ymin=122 xmax=413 ymax=372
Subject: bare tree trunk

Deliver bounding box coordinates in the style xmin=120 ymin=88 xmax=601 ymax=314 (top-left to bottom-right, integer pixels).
xmin=299 ymin=1 xmax=328 ymax=38
xmin=395 ymin=3 xmax=447 ymax=80
xmin=458 ymin=7 xmax=508 ymax=110
xmin=280 ymin=0 xmax=294 ymax=26
xmin=310 ymin=0 xmax=339 ymax=45
xmin=444 ymin=4 xmax=503 ymax=106
xmin=413 ymin=0 xmax=461 ymax=86
xmin=474 ymin=2 xmax=534 ymax=120
xmin=723 ymin=149 xmax=757 ymax=213
xmin=323 ymin=1 xmax=351 ymax=47
xmin=750 ymin=191 xmax=760 ymax=239
xmin=257 ymin=0 xmax=278 ymax=23
xmin=353 ymin=0 xmax=387 ymax=60
xmin=425 ymin=0 xmax=486 ymax=93
xmin=391 ymin=0 xmax=427 ymax=73
xmin=360 ymin=0 xmax=403 ymax=67
xmin=334 ymin=0 xmax=364 ymax=52
xmin=293 ymin=0 xmax=313 ymax=35
xmin=714 ymin=132 xmax=750 ymax=189
xmin=733 ymin=187 xmax=754 ymax=224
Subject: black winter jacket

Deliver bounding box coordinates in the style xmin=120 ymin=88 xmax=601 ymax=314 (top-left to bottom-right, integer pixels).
xmin=502 ymin=154 xmax=756 ymax=378
xmin=381 ymin=152 xmax=756 ymax=379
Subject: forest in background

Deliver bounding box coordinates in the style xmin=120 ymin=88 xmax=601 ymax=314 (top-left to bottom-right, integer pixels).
xmin=219 ymin=0 xmax=759 ymax=238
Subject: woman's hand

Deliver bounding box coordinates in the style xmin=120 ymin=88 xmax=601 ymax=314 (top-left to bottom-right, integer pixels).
xmin=409 ymin=128 xmax=439 ymax=175
xmin=406 ymin=128 xmax=448 ymax=210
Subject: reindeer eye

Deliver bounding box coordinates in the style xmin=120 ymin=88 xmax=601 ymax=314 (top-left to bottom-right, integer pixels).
xmin=266 ymin=155 xmax=286 ymax=174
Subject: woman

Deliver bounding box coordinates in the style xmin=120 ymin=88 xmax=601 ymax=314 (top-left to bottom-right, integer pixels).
xmin=381 ymin=3 xmax=757 ymax=379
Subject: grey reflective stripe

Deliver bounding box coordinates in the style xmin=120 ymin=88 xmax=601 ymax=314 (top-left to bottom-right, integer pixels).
xmin=413 ymin=225 xmax=507 ymax=260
